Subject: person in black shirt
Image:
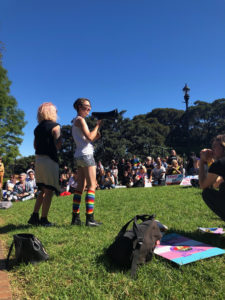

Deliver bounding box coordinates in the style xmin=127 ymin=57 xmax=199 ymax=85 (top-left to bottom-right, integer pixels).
xmin=167 ymin=149 xmax=177 ymax=166
xmin=199 ymin=134 xmax=225 ymax=222
xmin=28 ymin=102 xmax=61 ymax=226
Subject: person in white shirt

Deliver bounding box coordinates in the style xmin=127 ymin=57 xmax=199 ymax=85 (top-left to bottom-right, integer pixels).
xmin=151 ymin=159 xmax=166 ymax=186
xmin=71 ymin=98 xmax=102 ymax=226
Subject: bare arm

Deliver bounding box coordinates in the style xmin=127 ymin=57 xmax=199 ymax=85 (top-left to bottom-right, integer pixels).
xmin=199 ymin=149 xmax=218 ymax=189
xmin=34 ymin=139 xmax=37 ymax=150
xmin=75 ymin=117 xmax=102 ymax=142
xmin=52 ymin=125 xmax=62 ymax=150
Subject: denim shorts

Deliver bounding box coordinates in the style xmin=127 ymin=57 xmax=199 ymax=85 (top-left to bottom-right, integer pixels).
xmin=75 ymin=154 xmax=96 ymax=168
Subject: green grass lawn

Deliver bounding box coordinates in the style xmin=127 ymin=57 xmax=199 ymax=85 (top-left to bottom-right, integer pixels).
xmin=0 ymin=186 xmax=225 ymax=300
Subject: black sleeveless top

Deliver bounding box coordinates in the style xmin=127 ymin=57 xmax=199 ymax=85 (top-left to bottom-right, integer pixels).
xmin=34 ymin=120 xmax=59 ymax=162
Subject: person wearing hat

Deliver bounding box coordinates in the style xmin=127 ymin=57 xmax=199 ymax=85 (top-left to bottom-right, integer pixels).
xmin=0 ymin=157 xmax=4 ymax=189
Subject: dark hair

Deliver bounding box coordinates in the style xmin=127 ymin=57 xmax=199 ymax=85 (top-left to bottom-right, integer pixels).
xmin=73 ymin=98 xmax=91 ymax=112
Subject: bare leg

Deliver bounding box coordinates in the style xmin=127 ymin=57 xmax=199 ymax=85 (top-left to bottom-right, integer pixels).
xmin=76 ymin=167 xmax=86 ymax=192
xmin=33 ymin=190 xmax=44 ymax=213
xmin=41 ymin=188 xmax=53 ymax=218
xmin=83 ymin=166 xmax=96 ymax=191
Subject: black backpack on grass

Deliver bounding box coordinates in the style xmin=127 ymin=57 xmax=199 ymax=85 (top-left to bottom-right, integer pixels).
xmin=106 ymin=214 xmax=162 ymax=278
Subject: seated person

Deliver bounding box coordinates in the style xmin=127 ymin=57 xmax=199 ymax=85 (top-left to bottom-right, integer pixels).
xmin=12 ymin=173 xmax=34 ymax=201
xmin=161 ymin=158 xmax=168 ymax=169
xmin=2 ymin=174 xmax=18 ymax=201
xmin=96 ymin=167 xmax=105 ymax=190
xmin=110 ymin=164 xmax=119 ymax=185
xmin=131 ymin=155 xmax=140 ymax=169
xmin=144 ymin=156 xmax=154 ymax=179
xmin=68 ymin=171 xmax=78 ymax=193
xmin=26 ymin=170 xmax=38 ymax=197
xmin=166 ymin=159 xmax=183 ymax=175
xmin=133 ymin=166 xmax=146 ymax=187
xmin=60 ymin=173 xmax=69 ymax=193
xmin=167 ymin=149 xmax=177 ymax=166
xmin=101 ymin=170 xmax=115 ymax=189
xmin=151 ymin=160 xmax=166 ymax=186
xmin=186 ymin=153 xmax=200 ymax=175
xmin=121 ymin=170 xmax=133 ymax=188
xmin=199 ymin=134 xmax=225 ymax=222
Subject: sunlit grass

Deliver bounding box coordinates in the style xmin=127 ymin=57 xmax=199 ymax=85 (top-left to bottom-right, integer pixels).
xmin=0 ymin=186 xmax=225 ymax=299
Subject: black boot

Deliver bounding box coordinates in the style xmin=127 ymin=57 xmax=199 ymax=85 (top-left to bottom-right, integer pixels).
xmin=40 ymin=217 xmax=55 ymax=227
xmin=86 ymin=214 xmax=102 ymax=227
xmin=28 ymin=212 xmax=40 ymax=226
xmin=71 ymin=213 xmax=81 ymax=225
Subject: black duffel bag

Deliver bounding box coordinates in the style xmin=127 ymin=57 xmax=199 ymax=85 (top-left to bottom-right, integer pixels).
xmin=106 ymin=214 xmax=162 ymax=278
xmin=7 ymin=233 xmax=49 ymax=265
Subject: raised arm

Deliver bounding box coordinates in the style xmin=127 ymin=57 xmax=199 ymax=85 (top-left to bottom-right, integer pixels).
xmin=75 ymin=117 xmax=102 ymax=142
xmin=199 ymin=149 xmax=218 ymax=189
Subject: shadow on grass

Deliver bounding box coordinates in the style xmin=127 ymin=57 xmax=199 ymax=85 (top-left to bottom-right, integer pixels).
xmin=0 ymin=224 xmax=30 ymax=234
xmin=0 ymin=258 xmax=18 ymax=271
xmin=95 ymin=249 xmax=131 ymax=274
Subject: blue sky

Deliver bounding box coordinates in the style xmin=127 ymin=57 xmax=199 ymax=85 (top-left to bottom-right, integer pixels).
xmin=1 ymin=0 xmax=225 ymax=157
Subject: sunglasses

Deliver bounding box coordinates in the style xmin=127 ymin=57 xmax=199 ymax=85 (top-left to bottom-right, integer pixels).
xmin=82 ymin=104 xmax=91 ymax=110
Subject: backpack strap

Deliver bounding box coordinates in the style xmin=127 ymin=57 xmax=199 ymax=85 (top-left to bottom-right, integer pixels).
xmin=116 ymin=214 xmax=155 ymax=240
xmin=6 ymin=240 xmax=14 ymax=270
xmin=116 ymin=217 xmax=136 ymax=239
xmin=130 ymin=215 xmax=155 ymax=278
xmin=131 ymin=247 xmax=141 ymax=279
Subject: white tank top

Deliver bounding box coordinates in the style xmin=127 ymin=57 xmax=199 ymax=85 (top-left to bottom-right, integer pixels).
xmin=72 ymin=116 xmax=94 ymax=157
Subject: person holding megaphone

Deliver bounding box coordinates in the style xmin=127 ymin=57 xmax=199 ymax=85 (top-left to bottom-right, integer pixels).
xmin=71 ymin=98 xmax=102 ymax=226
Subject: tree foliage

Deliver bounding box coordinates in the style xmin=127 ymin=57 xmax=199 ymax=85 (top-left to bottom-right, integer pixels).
xmin=0 ymin=52 xmax=26 ymax=166
xmin=56 ymin=99 xmax=225 ymax=168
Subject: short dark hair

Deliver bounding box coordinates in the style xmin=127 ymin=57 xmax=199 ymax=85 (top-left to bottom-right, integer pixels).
xmin=73 ymin=98 xmax=91 ymax=111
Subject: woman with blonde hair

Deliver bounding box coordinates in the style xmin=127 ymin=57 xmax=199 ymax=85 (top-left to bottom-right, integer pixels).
xmin=71 ymin=98 xmax=102 ymax=226
xmin=28 ymin=102 xmax=61 ymax=226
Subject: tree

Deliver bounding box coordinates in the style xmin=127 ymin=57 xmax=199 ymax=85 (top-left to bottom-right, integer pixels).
xmin=0 ymin=49 xmax=26 ymax=166
xmin=58 ymin=125 xmax=75 ymax=170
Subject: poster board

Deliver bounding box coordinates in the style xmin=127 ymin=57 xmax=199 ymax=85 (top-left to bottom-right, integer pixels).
xmin=180 ymin=175 xmax=199 ymax=186
xmin=154 ymin=233 xmax=225 ymax=265
xmin=198 ymin=227 xmax=225 ymax=234
xmin=166 ymin=174 xmax=183 ymax=185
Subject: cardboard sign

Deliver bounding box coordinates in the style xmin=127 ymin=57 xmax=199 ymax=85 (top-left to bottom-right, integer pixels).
xmin=180 ymin=175 xmax=199 ymax=186
xmin=198 ymin=227 xmax=225 ymax=234
xmin=166 ymin=174 xmax=183 ymax=185
xmin=154 ymin=233 xmax=225 ymax=266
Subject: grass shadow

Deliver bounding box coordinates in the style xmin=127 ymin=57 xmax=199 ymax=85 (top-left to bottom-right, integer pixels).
xmin=0 ymin=224 xmax=30 ymax=234
xmin=95 ymin=247 xmax=130 ymax=274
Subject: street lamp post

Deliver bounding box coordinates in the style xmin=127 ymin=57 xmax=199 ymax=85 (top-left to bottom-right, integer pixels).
xmin=182 ymin=84 xmax=190 ymax=154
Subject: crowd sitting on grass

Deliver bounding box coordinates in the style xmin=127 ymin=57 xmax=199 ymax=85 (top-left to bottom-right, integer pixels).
xmin=58 ymin=149 xmax=201 ymax=192
xmin=2 ymin=170 xmax=37 ymax=201
xmin=1 ymin=148 xmax=202 ymax=202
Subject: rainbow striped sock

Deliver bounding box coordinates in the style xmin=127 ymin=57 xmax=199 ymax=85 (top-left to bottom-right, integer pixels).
xmin=73 ymin=190 xmax=82 ymax=214
xmin=85 ymin=190 xmax=95 ymax=214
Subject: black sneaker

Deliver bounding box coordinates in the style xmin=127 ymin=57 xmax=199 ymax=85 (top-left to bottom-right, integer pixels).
xmin=28 ymin=213 xmax=40 ymax=226
xmin=86 ymin=214 xmax=102 ymax=227
xmin=71 ymin=213 xmax=82 ymax=226
xmin=40 ymin=217 xmax=55 ymax=227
